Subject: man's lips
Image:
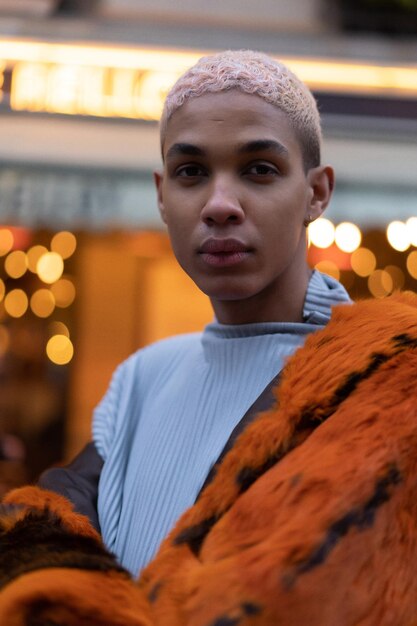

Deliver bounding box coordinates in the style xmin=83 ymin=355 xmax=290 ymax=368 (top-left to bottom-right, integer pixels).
xmin=198 ymin=238 xmax=252 ymax=267
xmin=199 ymin=238 xmax=251 ymax=254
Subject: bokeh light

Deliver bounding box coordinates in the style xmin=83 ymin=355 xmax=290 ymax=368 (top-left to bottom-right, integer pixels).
xmin=4 ymin=250 xmax=28 ymax=279
xmin=51 ymin=231 xmax=77 ymax=259
xmin=308 ymin=218 xmax=335 ymax=249
xmin=30 ymin=289 xmax=55 ymax=318
xmin=406 ymin=217 xmax=417 ymax=247
xmin=8 ymin=226 xmax=31 ymax=250
xmin=37 ymin=252 xmax=64 ymax=284
xmin=27 ymin=245 xmax=48 ymax=273
xmin=351 ymin=247 xmax=376 ymax=277
xmin=0 ymin=229 xmax=14 ymax=256
xmin=314 ymin=260 xmax=340 ymax=281
xmin=386 ymin=221 xmax=410 ymax=252
xmin=368 ymin=270 xmax=393 ymax=298
xmin=4 ymin=289 xmax=29 ymax=318
xmin=46 ymin=334 xmax=74 ymax=365
xmin=406 ymin=250 xmax=417 ymax=279
xmin=0 ymin=279 xmax=5 ymax=302
xmin=51 ymin=278 xmax=76 ymax=308
xmin=384 ymin=265 xmax=405 ymax=290
xmin=48 ymin=321 xmax=70 ymax=338
xmin=334 ymin=222 xmax=362 ymax=253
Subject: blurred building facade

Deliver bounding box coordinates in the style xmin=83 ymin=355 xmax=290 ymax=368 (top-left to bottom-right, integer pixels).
xmin=0 ymin=0 xmax=416 ymax=476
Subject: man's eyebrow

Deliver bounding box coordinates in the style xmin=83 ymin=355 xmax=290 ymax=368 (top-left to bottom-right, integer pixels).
xmin=238 ymin=139 xmax=289 ymax=157
xmin=165 ymin=143 xmax=206 ymax=160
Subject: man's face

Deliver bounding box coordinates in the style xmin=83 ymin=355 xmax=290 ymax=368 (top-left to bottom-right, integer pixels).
xmin=155 ymin=91 xmax=329 ymax=319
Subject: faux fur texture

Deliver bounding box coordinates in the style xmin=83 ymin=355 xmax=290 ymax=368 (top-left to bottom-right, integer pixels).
xmin=0 ymin=489 xmax=151 ymax=625
xmin=2 ymin=293 xmax=417 ymax=625
xmin=140 ymin=292 xmax=417 ymax=626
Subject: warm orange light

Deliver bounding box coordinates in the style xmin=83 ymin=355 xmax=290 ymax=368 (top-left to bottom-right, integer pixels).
xmin=30 ymin=289 xmax=55 ymax=318
xmin=308 ymin=243 xmax=351 ymax=271
xmin=384 ymin=265 xmax=405 ymax=290
xmin=0 ymin=229 xmax=14 ymax=256
xmin=288 ymin=58 xmax=417 ymax=97
xmin=406 ymin=250 xmax=417 ymax=279
xmin=48 ymin=321 xmax=70 ymax=338
xmin=8 ymin=226 xmax=32 ymax=250
xmin=51 ymin=231 xmax=77 ymax=259
xmin=27 ymin=245 xmax=48 ymax=273
xmin=10 ymin=60 xmax=180 ymax=120
xmin=368 ymin=270 xmax=393 ymax=298
xmin=351 ymin=247 xmax=376 ymax=277
xmin=0 ymin=40 xmax=200 ymax=72
xmin=4 ymin=289 xmax=28 ymax=317
xmin=4 ymin=250 xmax=28 ymax=279
xmin=314 ymin=260 xmax=340 ymax=281
xmin=46 ymin=334 xmax=74 ymax=365
xmin=51 ymin=278 xmax=76 ymax=308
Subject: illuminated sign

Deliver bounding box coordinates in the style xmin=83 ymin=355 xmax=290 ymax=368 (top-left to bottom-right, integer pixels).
xmin=0 ymin=41 xmax=204 ymax=120
xmin=8 ymin=62 xmax=180 ymax=119
xmin=0 ymin=39 xmax=416 ymax=121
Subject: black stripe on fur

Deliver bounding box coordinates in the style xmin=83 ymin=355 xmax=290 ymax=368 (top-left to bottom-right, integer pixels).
xmin=392 ymin=333 xmax=417 ymax=350
xmin=236 ymin=348 xmax=400 ymax=496
xmin=209 ymin=617 xmax=241 ymax=626
xmin=0 ymin=508 xmax=127 ymax=589
xmin=282 ymin=464 xmax=402 ymax=590
xmin=148 ymin=581 xmax=163 ymax=603
xmin=27 ymin=606 xmax=60 ymax=626
xmin=174 ymin=339 xmax=414 ymax=558
xmin=208 ymin=603 xmax=262 ymax=626
xmin=173 ymin=514 xmax=219 ymax=555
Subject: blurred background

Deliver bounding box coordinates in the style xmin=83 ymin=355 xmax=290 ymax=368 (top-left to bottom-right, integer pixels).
xmin=0 ymin=0 xmax=416 ymax=491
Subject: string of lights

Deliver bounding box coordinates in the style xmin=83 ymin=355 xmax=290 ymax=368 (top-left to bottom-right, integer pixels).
xmin=308 ymin=217 xmax=417 ymax=297
xmin=0 ymin=227 xmax=76 ymax=364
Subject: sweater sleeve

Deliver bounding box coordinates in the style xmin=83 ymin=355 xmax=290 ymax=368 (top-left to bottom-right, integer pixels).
xmin=35 ymin=358 xmax=134 ymax=530
xmin=92 ymin=361 xmax=127 ymax=462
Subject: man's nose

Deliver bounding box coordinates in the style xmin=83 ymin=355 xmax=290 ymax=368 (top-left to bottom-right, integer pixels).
xmin=200 ymin=179 xmax=245 ymax=225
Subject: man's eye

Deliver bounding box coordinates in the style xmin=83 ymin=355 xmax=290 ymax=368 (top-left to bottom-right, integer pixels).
xmin=245 ymin=163 xmax=278 ymax=176
xmin=176 ymin=165 xmax=206 ymax=177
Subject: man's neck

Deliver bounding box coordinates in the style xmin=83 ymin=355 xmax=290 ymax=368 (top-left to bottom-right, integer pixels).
xmin=210 ymin=268 xmax=312 ymax=325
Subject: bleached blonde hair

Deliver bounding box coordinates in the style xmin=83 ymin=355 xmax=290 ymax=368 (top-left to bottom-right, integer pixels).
xmin=160 ymin=50 xmax=322 ymax=170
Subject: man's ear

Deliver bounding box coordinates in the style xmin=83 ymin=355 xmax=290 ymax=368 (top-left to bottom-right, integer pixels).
xmin=153 ymin=170 xmax=166 ymax=223
xmin=306 ymin=165 xmax=335 ymax=222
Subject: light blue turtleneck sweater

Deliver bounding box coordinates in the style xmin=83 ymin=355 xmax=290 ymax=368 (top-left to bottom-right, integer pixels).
xmin=93 ymin=271 xmax=351 ymax=577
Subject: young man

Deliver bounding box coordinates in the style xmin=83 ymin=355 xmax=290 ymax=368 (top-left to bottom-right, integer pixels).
xmin=2 ymin=51 xmax=417 ymax=626
xmin=91 ymin=50 xmax=349 ymax=575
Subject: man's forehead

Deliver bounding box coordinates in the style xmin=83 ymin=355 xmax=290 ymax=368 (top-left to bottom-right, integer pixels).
xmin=161 ymin=91 xmax=298 ymax=155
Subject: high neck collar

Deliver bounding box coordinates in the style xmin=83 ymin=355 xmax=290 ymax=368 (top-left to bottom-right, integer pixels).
xmin=203 ymin=271 xmax=351 ymax=340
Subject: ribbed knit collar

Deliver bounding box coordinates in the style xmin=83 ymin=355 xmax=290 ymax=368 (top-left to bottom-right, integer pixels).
xmin=302 ymin=270 xmax=351 ymax=325
xmin=204 ymin=271 xmax=352 ymax=340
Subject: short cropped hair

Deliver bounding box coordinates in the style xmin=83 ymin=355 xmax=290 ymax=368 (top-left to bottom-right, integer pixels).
xmin=160 ymin=50 xmax=322 ymax=171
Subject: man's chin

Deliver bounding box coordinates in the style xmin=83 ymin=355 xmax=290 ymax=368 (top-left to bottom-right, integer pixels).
xmin=205 ymin=287 xmax=259 ymax=303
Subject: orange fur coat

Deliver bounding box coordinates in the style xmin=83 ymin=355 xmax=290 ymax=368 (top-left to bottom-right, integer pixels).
xmin=1 ymin=292 xmax=417 ymax=626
